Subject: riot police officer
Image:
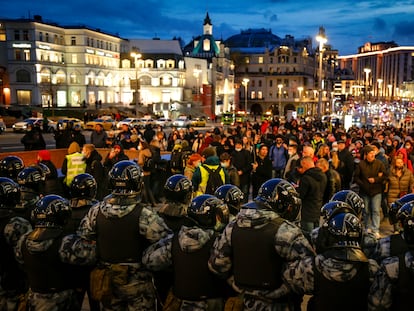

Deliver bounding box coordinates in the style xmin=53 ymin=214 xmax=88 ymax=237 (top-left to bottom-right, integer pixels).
xmin=0 ymin=177 xmax=31 ymax=310
xmin=76 ymin=160 xmax=171 ymax=310
xmin=209 ymin=178 xmax=314 ymax=311
xmin=158 ymin=174 xmax=194 ymax=233
xmin=283 ymin=211 xmax=380 ymax=311
xmin=143 ymin=194 xmax=230 ymax=310
xmin=16 ymin=166 xmax=44 ymax=220
xmin=369 ymin=201 xmax=414 ymax=310
xmin=13 ymin=195 xmax=90 ymax=310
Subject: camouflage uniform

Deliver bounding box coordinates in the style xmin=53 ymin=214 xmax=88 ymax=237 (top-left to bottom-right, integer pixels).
xmin=157 ymin=201 xmax=193 ymax=233
xmin=369 ymin=251 xmax=414 ymax=310
xmin=143 ymin=226 xmax=225 ymax=311
xmin=76 ymin=195 xmax=171 ymax=311
xmin=209 ymin=208 xmax=315 ymax=311
xmin=10 ymin=220 xmax=96 ymax=311
xmin=370 ymin=233 xmax=408 ymax=262
xmin=1 ymin=216 xmax=32 ymax=311
xmin=283 ymin=253 xmax=380 ymax=309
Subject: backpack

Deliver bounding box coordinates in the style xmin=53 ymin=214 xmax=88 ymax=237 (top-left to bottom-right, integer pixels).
xmin=202 ymin=164 xmax=224 ymax=195
xmin=143 ymin=155 xmax=155 ymax=172
xmin=170 ymin=149 xmax=192 ymax=173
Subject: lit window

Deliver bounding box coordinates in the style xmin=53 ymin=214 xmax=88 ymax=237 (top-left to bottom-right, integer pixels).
xmin=258 ymin=57 xmax=263 ymax=64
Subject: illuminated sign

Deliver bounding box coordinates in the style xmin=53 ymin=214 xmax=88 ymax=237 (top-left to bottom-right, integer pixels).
xmin=38 ymin=44 xmax=51 ymax=50
xmin=105 ymin=53 xmax=113 ymax=57
xmin=86 ymin=49 xmax=95 ymax=54
xmin=96 ymin=51 xmax=104 ymax=56
xmin=13 ymin=43 xmax=31 ymax=48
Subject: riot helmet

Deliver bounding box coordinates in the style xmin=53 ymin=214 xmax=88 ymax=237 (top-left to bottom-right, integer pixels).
xmin=17 ymin=166 xmax=45 ymax=192
xmin=0 ymin=177 xmax=21 ymax=208
xmin=34 ymin=163 xmax=51 ymax=179
xmin=164 ymin=174 xmax=193 ymax=203
xmin=70 ymin=173 xmax=97 ymax=199
xmin=389 ymin=193 xmax=414 ymax=225
xmin=321 ymin=201 xmax=355 ymax=223
xmin=397 ymin=202 xmax=414 ymax=244
xmin=214 ymin=184 xmax=244 ymax=215
xmin=0 ymin=156 xmax=24 ymax=180
xmin=326 ymin=212 xmax=363 ymax=247
xmin=108 ymin=160 xmax=143 ymax=195
xmin=255 ymin=178 xmax=301 ymax=221
xmin=31 ymin=194 xmax=71 ymax=228
xmin=187 ymin=194 xmax=229 ymax=231
xmin=330 ymin=190 xmax=364 ymax=218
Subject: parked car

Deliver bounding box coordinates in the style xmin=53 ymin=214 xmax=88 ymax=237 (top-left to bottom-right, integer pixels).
xmin=117 ymin=117 xmax=141 ymax=129
xmin=57 ymin=117 xmax=85 ymax=130
xmin=0 ymin=117 xmax=6 ymax=134
xmin=84 ymin=118 xmax=116 ymax=131
xmin=172 ymin=115 xmax=191 ymax=128
xmin=137 ymin=118 xmax=155 ymax=129
xmin=191 ymin=117 xmax=206 ymax=127
xmin=155 ymin=117 xmax=172 ymax=127
xmin=12 ymin=117 xmax=56 ymax=133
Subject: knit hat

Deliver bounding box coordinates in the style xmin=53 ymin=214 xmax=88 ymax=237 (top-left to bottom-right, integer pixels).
xmin=38 ymin=150 xmax=51 ymax=161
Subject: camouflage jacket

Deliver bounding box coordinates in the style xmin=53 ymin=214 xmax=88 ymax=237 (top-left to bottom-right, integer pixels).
xmin=208 ymin=208 xmax=315 ymax=301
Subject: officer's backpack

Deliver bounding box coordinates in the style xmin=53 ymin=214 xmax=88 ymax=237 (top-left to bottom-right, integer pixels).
xmin=202 ymin=165 xmax=223 ymax=195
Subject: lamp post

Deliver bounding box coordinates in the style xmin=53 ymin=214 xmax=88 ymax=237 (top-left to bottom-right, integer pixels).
xmin=242 ymin=78 xmax=249 ymax=114
xmin=130 ymin=49 xmax=142 ymax=117
xmin=364 ymin=68 xmax=371 ymax=101
xmin=278 ymin=84 xmax=283 ymax=116
xmin=388 ymin=84 xmax=392 ymax=101
xmin=316 ymin=26 xmax=327 ymax=119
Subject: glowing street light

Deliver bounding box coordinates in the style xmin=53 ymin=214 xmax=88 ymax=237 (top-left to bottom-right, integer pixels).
xmin=278 ymin=84 xmax=283 ymax=116
xmin=364 ymin=68 xmax=371 ymax=100
xmin=377 ymin=78 xmax=383 ymax=99
xmin=130 ymin=49 xmax=142 ymax=117
xmin=316 ymin=26 xmax=327 ymax=119
xmin=242 ymin=78 xmax=249 ymax=113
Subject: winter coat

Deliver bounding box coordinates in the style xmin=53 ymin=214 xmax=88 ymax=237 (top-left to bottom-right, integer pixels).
xmin=353 ymin=158 xmax=387 ymax=197
xmin=386 ymin=165 xmax=414 ymax=205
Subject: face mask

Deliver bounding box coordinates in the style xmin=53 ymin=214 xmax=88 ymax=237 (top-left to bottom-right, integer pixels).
xmin=82 ymin=151 xmax=87 ymax=157
xmin=235 ymin=148 xmax=242 ymax=152
xmin=288 ymin=150 xmax=295 ymax=156
xmin=138 ymin=145 xmax=142 ymax=150
xmin=194 ymin=161 xmax=201 ymax=167
xmin=221 ymin=162 xmax=229 ymax=168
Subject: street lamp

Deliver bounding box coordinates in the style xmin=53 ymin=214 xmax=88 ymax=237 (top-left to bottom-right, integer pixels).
xmin=130 ymin=49 xmax=142 ymax=117
xmin=242 ymin=78 xmax=249 ymax=114
xmin=364 ymin=68 xmax=371 ymax=100
xmin=316 ymin=26 xmax=327 ymax=119
xmin=278 ymin=84 xmax=283 ymax=116
xmin=388 ymin=84 xmax=393 ymax=100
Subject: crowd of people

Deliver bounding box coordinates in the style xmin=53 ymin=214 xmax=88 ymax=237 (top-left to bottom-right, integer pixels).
xmin=0 ymin=114 xmax=414 ymax=310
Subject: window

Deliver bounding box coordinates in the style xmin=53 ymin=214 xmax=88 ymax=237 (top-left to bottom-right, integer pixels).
xmin=251 ymin=91 xmax=256 ymax=99
xmin=39 ymin=32 xmax=43 ymax=41
xmin=71 ymin=36 xmax=76 ymax=45
xmin=70 ymin=72 xmax=79 ymax=84
xmin=16 ymin=69 xmax=31 ymax=82
xmin=23 ymin=49 xmax=30 ymax=61
xmin=14 ymin=30 xmax=20 ymax=40
xmin=258 ymin=56 xmax=264 ymax=64
xmin=54 ymin=35 xmax=58 ymax=44
xmin=23 ymin=30 xmax=29 ymax=40
xmin=61 ymin=53 xmax=65 ymax=63
xmin=258 ymin=80 xmax=262 ymax=87
xmin=91 ymin=39 xmax=94 ymax=47
xmin=86 ymin=38 xmax=90 ymax=46
xmin=14 ymin=50 xmax=21 ymax=61
xmin=258 ymin=91 xmax=263 ymax=99
xmin=45 ymin=33 xmax=49 ymax=42
xmin=72 ymin=54 xmax=77 ymax=64
xmin=270 ymin=80 xmax=273 ymax=87
xmin=245 ymin=57 xmax=250 ymax=64
xmin=17 ymin=90 xmax=31 ymax=105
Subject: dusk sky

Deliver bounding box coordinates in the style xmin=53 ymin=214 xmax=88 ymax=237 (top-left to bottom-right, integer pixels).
xmin=3 ymin=0 xmax=414 ymax=55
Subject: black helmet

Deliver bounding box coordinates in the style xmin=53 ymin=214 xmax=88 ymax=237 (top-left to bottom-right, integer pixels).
xmin=256 ymin=178 xmax=301 ymax=221
xmin=330 ymin=190 xmax=364 ymax=218
xmin=164 ymin=174 xmax=193 ymax=203
xmin=214 ymin=184 xmax=244 ymax=214
xmin=0 ymin=177 xmax=21 ymax=208
xmin=390 ymin=193 xmax=414 ymax=225
xmin=70 ymin=173 xmax=97 ymax=199
xmin=34 ymin=163 xmax=51 ymax=179
xmin=326 ymin=212 xmax=363 ymax=247
xmin=31 ymin=194 xmax=71 ymax=227
xmin=321 ymin=201 xmax=355 ymax=223
xmin=108 ymin=160 xmax=143 ymax=195
xmin=397 ymin=202 xmax=414 ymax=244
xmin=187 ymin=194 xmax=229 ymax=231
xmin=0 ymin=156 xmax=24 ymax=180
xmin=17 ymin=166 xmax=45 ymax=191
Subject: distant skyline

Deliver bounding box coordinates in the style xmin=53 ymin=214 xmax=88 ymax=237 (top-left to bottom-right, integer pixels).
xmin=3 ymin=0 xmax=414 ymax=55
